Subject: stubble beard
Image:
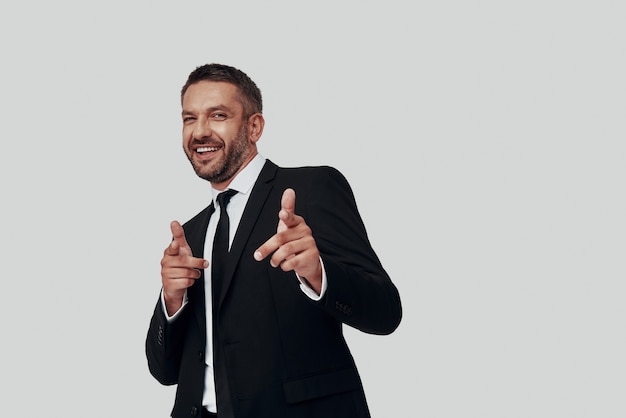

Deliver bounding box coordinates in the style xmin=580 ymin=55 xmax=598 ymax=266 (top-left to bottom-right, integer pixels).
xmin=187 ymin=124 xmax=252 ymax=184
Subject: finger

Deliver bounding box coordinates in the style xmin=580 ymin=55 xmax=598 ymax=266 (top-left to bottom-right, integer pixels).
xmin=255 ymin=190 xmax=292 ymax=260
xmin=162 ymin=275 xmax=198 ymax=297
xmin=268 ymin=234 xmax=316 ymax=269
xmin=163 ymin=266 xmax=204 ymax=281
xmin=278 ymin=188 xmax=298 ymax=229
xmin=281 ymin=188 xmax=296 ymax=213
xmin=164 ymin=221 xmax=208 ymax=268
xmin=170 ymin=220 xmax=192 ymax=256
xmin=164 ymin=239 xmax=180 ymax=256
xmin=269 ymin=246 xmax=298 ymax=269
xmin=276 ymin=252 xmax=306 ymax=272
xmin=254 ymin=234 xmax=281 ymax=262
xmin=165 ymin=256 xmax=209 ymax=270
xmin=254 ymin=223 xmax=311 ymax=265
xmin=254 ymin=188 xmax=303 ymax=262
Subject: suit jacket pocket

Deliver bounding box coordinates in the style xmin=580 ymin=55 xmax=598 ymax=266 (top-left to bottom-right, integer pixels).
xmin=283 ymin=368 xmax=361 ymax=404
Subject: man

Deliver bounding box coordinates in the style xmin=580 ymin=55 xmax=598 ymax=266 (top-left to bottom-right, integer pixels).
xmin=146 ymin=63 xmax=402 ymax=418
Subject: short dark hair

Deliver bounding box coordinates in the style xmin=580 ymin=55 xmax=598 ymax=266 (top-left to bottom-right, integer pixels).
xmin=181 ymin=63 xmax=263 ymax=117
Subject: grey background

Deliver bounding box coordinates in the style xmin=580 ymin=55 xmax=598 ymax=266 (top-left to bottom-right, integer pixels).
xmin=1 ymin=1 xmax=624 ymax=417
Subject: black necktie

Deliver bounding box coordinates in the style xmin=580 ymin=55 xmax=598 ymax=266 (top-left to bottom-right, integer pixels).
xmin=211 ymin=189 xmax=237 ymax=416
xmin=212 ymin=189 xmax=238 ymax=309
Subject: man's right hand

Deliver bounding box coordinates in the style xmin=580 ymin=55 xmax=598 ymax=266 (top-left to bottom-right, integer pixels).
xmin=161 ymin=220 xmax=209 ymax=315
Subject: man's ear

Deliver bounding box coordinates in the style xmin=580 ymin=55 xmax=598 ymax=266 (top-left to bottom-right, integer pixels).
xmin=248 ymin=113 xmax=265 ymax=142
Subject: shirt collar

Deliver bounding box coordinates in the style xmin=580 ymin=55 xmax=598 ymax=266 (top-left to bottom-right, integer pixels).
xmin=210 ymin=153 xmax=266 ymax=203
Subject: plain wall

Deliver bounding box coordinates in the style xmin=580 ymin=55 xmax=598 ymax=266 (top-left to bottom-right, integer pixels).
xmin=1 ymin=1 xmax=624 ymax=417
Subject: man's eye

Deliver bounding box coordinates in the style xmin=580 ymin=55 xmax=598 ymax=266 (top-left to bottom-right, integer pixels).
xmin=183 ymin=117 xmax=196 ymax=123
xmin=212 ymin=113 xmax=227 ymax=120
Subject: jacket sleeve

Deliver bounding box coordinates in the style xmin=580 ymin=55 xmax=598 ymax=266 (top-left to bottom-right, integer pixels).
xmin=299 ymin=166 xmax=402 ymax=335
xmin=145 ymin=296 xmax=190 ymax=385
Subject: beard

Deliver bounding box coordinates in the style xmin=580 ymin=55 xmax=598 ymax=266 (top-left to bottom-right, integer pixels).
xmin=186 ymin=124 xmax=252 ymax=184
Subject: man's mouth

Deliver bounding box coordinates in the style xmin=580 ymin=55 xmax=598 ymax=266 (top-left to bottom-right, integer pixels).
xmin=196 ymin=146 xmax=221 ymax=153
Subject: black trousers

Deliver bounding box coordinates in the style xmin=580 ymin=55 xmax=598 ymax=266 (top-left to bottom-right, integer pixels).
xmin=202 ymin=407 xmax=217 ymax=417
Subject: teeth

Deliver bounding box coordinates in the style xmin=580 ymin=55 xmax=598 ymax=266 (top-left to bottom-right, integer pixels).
xmin=197 ymin=146 xmax=219 ymax=153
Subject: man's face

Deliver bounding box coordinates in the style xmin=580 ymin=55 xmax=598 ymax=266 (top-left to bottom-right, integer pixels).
xmin=181 ymin=81 xmax=255 ymax=186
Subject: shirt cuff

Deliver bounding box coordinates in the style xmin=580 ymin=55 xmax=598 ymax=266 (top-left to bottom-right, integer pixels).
xmin=161 ymin=289 xmax=188 ymax=322
xmin=296 ymin=257 xmax=327 ymax=301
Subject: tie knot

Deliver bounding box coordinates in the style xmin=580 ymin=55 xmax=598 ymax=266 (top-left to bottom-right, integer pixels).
xmin=216 ymin=189 xmax=238 ymax=209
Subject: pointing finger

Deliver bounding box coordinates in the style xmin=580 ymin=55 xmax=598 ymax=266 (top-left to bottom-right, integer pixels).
xmin=169 ymin=220 xmax=192 ymax=256
xmin=164 ymin=239 xmax=180 ymax=256
xmin=278 ymin=188 xmax=298 ymax=230
xmin=281 ymin=188 xmax=296 ymax=213
xmin=254 ymin=189 xmax=302 ymax=261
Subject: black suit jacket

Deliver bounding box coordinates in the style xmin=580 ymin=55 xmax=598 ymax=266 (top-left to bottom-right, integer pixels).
xmin=146 ymin=160 xmax=402 ymax=418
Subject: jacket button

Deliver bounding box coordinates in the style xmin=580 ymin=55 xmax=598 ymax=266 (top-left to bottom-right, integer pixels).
xmin=190 ymin=406 xmax=199 ymax=416
xmin=197 ymin=350 xmax=204 ymax=361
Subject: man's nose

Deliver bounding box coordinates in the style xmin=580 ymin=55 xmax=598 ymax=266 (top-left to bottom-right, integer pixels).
xmin=193 ymin=119 xmax=212 ymax=139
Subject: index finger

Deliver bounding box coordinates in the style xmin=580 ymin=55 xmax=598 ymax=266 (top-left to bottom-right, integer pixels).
xmin=169 ymin=220 xmax=192 ymax=256
xmin=254 ymin=189 xmax=296 ymax=261
xmin=281 ymin=188 xmax=296 ymax=213
xmin=278 ymin=188 xmax=298 ymax=229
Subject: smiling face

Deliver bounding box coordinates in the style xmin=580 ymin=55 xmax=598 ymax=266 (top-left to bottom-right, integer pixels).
xmin=181 ymin=81 xmax=264 ymax=189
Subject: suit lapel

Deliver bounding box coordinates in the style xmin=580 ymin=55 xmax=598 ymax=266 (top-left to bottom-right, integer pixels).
xmin=215 ymin=161 xmax=278 ymax=308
